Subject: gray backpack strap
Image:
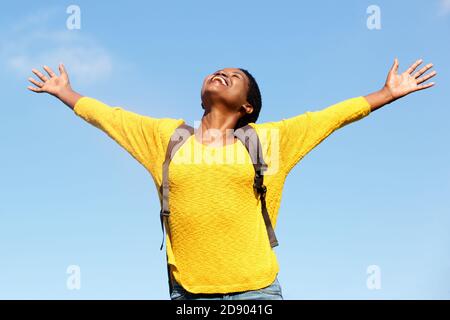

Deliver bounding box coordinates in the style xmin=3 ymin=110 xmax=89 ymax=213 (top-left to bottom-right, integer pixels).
xmin=234 ymin=125 xmax=279 ymax=248
xmin=159 ymin=123 xmax=195 ymax=251
xmin=160 ymin=123 xmax=194 ymax=297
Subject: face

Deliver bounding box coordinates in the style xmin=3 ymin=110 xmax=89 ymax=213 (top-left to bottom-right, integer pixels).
xmin=201 ymin=68 xmax=252 ymax=115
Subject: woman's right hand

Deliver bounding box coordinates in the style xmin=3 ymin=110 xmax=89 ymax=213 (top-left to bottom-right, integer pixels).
xmin=27 ymin=63 xmax=83 ymax=109
xmin=27 ymin=63 xmax=71 ymax=97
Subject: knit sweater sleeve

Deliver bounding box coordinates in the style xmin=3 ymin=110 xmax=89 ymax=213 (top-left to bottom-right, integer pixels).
xmin=73 ymin=96 xmax=182 ymax=178
xmin=253 ymin=96 xmax=372 ymax=175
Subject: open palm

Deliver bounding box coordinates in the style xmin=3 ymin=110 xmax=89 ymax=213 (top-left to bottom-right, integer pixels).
xmin=27 ymin=64 xmax=71 ymax=96
xmin=385 ymin=58 xmax=436 ymax=100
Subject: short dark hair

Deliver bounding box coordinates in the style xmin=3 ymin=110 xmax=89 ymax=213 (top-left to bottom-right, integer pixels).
xmin=235 ymin=68 xmax=262 ymax=129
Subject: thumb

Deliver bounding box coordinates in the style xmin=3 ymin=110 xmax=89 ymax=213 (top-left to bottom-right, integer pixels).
xmin=389 ymin=58 xmax=399 ymax=75
xmin=59 ymin=63 xmax=68 ymax=76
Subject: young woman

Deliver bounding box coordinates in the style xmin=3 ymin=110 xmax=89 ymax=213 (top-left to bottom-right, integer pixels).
xmin=27 ymin=59 xmax=436 ymax=300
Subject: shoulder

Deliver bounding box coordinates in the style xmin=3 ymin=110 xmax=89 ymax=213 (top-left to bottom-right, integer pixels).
xmin=154 ymin=117 xmax=186 ymax=145
xmin=247 ymin=121 xmax=284 ymax=141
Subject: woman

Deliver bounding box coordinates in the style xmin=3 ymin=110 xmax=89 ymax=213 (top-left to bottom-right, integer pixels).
xmin=27 ymin=59 xmax=436 ymax=300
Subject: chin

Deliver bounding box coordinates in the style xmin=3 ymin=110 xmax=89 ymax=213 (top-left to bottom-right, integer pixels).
xmin=206 ymin=82 xmax=228 ymax=92
xmin=202 ymin=87 xmax=225 ymax=102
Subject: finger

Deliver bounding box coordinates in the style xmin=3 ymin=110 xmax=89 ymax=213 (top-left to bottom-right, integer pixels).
xmin=413 ymin=63 xmax=433 ymax=79
xmin=43 ymin=65 xmax=56 ymax=78
xmin=416 ymin=70 xmax=437 ymax=84
xmin=389 ymin=58 xmax=399 ymax=74
xmin=59 ymin=63 xmax=67 ymax=76
xmin=414 ymin=82 xmax=435 ymax=92
xmin=31 ymin=68 xmax=49 ymax=82
xmin=406 ymin=59 xmax=423 ymax=75
xmin=27 ymin=85 xmax=42 ymax=93
xmin=28 ymin=77 xmax=44 ymax=88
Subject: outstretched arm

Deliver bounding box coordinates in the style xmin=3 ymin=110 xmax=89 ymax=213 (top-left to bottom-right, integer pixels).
xmin=27 ymin=63 xmax=83 ymax=109
xmin=26 ymin=64 xmax=174 ymax=178
xmin=265 ymin=58 xmax=437 ymax=174
xmin=365 ymin=58 xmax=437 ymax=112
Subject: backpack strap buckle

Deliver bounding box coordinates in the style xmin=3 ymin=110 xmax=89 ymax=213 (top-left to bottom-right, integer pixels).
xmin=159 ymin=209 xmax=171 ymax=251
xmin=253 ymin=183 xmax=267 ymax=195
xmin=160 ymin=209 xmax=170 ymax=217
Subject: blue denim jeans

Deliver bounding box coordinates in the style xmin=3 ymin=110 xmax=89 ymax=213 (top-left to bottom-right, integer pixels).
xmin=170 ymin=275 xmax=283 ymax=300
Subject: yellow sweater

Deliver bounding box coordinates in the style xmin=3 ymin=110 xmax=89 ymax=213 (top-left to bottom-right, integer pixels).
xmin=73 ymin=96 xmax=371 ymax=294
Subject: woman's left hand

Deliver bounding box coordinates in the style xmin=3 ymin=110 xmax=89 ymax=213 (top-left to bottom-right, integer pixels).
xmin=365 ymin=58 xmax=437 ymax=112
xmin=384 ymin=58 xmax=437 ymax=100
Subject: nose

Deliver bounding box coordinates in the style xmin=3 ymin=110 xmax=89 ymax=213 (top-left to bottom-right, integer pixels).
xmin=214 ymin=70 xmax=228 ymax=78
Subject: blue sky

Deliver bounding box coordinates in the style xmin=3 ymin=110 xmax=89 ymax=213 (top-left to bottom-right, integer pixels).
xmin=0 ymin=0 xmax=449 ymax=299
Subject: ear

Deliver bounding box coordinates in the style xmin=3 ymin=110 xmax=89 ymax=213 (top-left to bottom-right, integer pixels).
xmin=241 ymin=103 xmax=253 ymax=115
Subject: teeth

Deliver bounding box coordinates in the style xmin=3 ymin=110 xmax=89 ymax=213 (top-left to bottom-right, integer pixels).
xmin=212 ymin=76 xmax=227 ymax=86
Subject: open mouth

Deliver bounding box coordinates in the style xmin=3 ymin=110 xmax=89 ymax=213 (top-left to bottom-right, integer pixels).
xmin=210 ymin=75 xmax=229 ymax=86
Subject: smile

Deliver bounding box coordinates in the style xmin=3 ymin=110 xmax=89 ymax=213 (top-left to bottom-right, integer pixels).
xmin=211 ymin=75 xmax=229 ymax=86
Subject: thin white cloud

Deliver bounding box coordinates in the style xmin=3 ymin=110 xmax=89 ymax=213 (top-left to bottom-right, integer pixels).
xmin=440 ymin=0 xmax=450 ymax=15
xmin=9 ymin=7 xmax=59 ymax=33
xmin=0 ymin=8 xmax=118 ymax=85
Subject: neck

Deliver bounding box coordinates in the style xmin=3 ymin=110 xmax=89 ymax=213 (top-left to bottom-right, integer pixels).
xmin=197 ymin=106 xmax=240 ymax=146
